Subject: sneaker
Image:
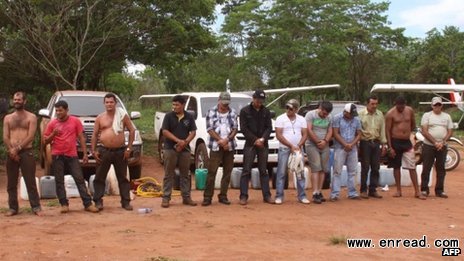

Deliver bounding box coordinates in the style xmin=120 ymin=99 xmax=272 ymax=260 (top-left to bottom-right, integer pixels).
xmin=201 ymin=199 xmax=212 ymax=206
xmin=239 ymin=198 xmax=247 ymax=205
xmin=312 ymin=194 xmax=322 ymax=204
xmin=275 ymin=198 xmax=283 ymax=205
xmin=122 ymin=204 xmax=133 ymax=211
xmin=360 ymin=192 xmax=369 ymax=199
xmin=182 ymin=198 xmax=197 ymax=206
xmin=436 ymin=192 xmax=448 ymax=198
xmin=5 ymin=210 xmax=17 ymax=217
xmin=299 ymin=198 xmax=310 ymax=204
xmin=349 ymin=195 xmax=361 ymax=200
xmin=318 ymin=193 xmax=326 ymax=202
xmin=161 ymin=199 xmax=170 ymax=208
xmin=60 ymin=205 xmax=69 ymax=214
xmin=85 ymin=205 xmax=99 ymax=213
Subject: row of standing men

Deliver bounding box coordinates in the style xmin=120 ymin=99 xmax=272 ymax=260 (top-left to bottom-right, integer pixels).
xmin=160 ymin=91 xmax=453 ymax=208
xmin=3 ymin=91 xmax=136 ymax=216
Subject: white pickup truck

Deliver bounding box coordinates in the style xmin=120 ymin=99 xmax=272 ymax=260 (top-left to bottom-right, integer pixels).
xmin=151 ymin=92 xmax=279 ymax=175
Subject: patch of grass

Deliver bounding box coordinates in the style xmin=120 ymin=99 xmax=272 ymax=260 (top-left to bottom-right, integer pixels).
xmin=0 ymin=207 xmax=9 ymax=213
xmin=329 ymin=235 xmax=348 ymax=246
xmin=45 ymin=199 xmax=60 ymax=207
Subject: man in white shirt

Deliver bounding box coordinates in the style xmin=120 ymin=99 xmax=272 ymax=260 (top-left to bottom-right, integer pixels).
xmin=420 ymin=97 xmax=453 ymax=198
xmin=274 ymin=99 xmax=309 ymax=204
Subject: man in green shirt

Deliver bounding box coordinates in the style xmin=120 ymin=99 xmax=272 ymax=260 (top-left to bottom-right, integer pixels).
xmin=358 ymin=95 xmax=387 ymax=199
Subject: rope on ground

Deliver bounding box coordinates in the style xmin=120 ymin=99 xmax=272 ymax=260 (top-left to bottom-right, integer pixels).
xmin=134 ymin=177 xmax=181 ymax=198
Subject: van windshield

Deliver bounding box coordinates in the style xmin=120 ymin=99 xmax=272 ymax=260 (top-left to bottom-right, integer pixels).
xmin=57 ymin=96 xmax=124 ymax=117
xmin=200 ymin=97 xmax=251 ymax=117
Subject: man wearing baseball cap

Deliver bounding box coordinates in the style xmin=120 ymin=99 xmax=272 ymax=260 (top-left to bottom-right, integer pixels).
xmin=202 ymin=92 xmax=238 ymax=206
xmin=239 ymin=90 xmax=273 ymax=205
xmin=420 ymin=96 xmax=453 ymax=198
xmin=331 ymin=103 xmax=362 ymax=201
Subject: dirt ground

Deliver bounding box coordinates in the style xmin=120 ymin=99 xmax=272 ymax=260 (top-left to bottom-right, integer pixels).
xmin=0 ymin=153 xmax=463 ymax=261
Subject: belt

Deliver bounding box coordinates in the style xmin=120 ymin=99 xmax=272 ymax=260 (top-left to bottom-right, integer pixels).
xmin=363 ymin=139 xmax=380 ymax=143
xmin=100 ymin=146 xmax=126 ymax=152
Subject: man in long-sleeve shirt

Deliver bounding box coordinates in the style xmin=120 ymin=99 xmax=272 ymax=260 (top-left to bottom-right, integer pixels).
xmin=239 ymin=90 xmax=273 ymax=205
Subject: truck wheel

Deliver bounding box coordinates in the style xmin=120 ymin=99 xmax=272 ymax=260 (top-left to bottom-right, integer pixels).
xmin=414 ymin=141 xmax=423 ymax=165
xmin=129 ymin=165 xmax=142 ymax=180
xmin=158 ymin=135 xmax=165 ymax=165
xmin=445 ymin=146 xmax=460 ymax=171
xmin=195 ymin=143 xmax=209 ymax=170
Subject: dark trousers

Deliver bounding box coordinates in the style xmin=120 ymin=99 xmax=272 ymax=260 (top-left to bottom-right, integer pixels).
xmin=52 ymin=155 xmax=92 ymax=207
xmin=203 ymin=149 xmax=234 ymax=201
xmin=6 ymin=149 xmax=41 ymax=212
xmin=163 ymin=149 xmax=191 ymax=200
xmin=240 ymin=146 xmax=271 ymax=200
xmin=360 ymin=140 xmax=381 ymax=193
xmin=421 ymin=143 xmax=447 ymax=194
xmin=93 ymin=148 xmax=131 ymax=207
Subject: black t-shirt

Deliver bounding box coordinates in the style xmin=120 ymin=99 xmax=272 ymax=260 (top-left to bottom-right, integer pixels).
xmin=161 ymin=110 xmax=197 ymax=150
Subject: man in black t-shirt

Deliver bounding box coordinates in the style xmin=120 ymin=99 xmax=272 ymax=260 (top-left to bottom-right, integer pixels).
xmin=160 ymin=95 xmax=197 ymax=208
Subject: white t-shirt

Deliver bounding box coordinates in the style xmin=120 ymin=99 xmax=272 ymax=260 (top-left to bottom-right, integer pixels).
xmin=421 ymin=111 xmax=453 ymax=145
xmin=275 ymin=113 xmax=307 ymax=148
xmin=217 ymin=112 xmax=230 ymax=139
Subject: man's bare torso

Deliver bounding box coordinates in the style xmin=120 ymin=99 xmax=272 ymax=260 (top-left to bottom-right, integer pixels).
xmin=388 ymin=106 xmax=414 ymax=140
xmin=5 ymin=111 xmax=36 ymax=149
xmin=96 ymin=111 xmax=125 ymax=148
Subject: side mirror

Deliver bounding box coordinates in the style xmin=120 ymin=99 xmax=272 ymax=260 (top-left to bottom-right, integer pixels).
xmin=38 ymin=109 xmax=50 ymax=118
xmin=270 ymin=110 xmax=276 ymax=118
xmin=130 ymin=111 xmax=141 ymax=120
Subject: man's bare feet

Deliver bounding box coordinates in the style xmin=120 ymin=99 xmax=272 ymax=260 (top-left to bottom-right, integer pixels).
xmin=415 ymin=193 xmax=427 ymax=200
xmin=393 ymin=192 xmax=402 ymax=197
xmin=34 ymin=211 xmax=44 ymax=216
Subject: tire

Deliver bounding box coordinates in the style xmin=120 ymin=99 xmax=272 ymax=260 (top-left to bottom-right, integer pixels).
xmin=158 ymin=135 xmax=165 ymax=165
xmin=194 ymin=143 xmax=209 ymax=170
xmin=129 ymin=165 xmax=142 ymax=180
xmin=414 ymin=141 xmax=423 ymax=165
xmin=445 ymin=146 xmax=460 ymax=171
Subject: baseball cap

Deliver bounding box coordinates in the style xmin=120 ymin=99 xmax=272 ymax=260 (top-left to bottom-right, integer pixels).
xmin=252 ymin=90 xmax=266 ymax=100
xmin=285 ymin=99 xmax=299 ymax=110
xmin=431 ymin=97 xmax=442 ymax=106
xmin=344 ymin=103 xmax=358 ymax=116
xmin=219 ymin=92 xmax=231 ymax=105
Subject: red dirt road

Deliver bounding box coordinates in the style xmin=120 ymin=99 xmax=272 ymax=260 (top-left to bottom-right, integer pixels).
xmin=0 ymin=155 xmax=463 ymax=261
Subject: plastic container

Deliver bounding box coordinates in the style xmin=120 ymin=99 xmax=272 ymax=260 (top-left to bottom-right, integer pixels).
xmin=251 ymin=168 xmax=261 ymax=189
xmin=89 ymin=174 xmax=110 ymax=195
xmin=214 ymin=167 xmax=223 ymax=189
xmin=195 ymin=168 xmax=207 ymax=190
xmin=293 ymin=167 xmax=311 ymax=190
xmin=20 ymin=176 xmax=40 ymax=200
xmin=40 ymin=176 xmax=57 ymax=199
xmin=65 ymin=175 xmax=88 ymax=198
xmin=137 ymin=208 xmax=152 ymax=214
xmin=230 ymin=168 xmax=242 ymax=189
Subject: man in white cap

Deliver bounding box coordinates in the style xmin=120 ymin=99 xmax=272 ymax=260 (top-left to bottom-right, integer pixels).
xmin=274 ymin=99 xmax=309 ymax=204
xmin=420 ymin=97 xmax=453 ymax=198
xmin=202 ymin=92 xmax=238 ymax=206
xmin=330 ymin=103 xmax=362 ymax=201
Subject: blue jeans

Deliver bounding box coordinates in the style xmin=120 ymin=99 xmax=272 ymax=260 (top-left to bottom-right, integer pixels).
xmin=52 ymin=155 xmax=92 ymax=207
xmin=331 ymin=147 xmax=359 ymax=198
xmin=276 ymin=147 xmax=307 ymax=200
xmin=240 ymin=146 xmax=271 ymax=200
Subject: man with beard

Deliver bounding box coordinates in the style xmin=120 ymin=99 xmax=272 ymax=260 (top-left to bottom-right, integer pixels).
xmin=3 ymin=91 xmax=42 ymax=216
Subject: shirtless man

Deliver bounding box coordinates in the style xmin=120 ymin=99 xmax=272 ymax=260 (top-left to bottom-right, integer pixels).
xmin=3 ymin=91 xmax=42 ymax=216
xmin=91 ymin=93 xmax=135 ymax=211
xmin=385 ymin=96 xmax=425 ymax=199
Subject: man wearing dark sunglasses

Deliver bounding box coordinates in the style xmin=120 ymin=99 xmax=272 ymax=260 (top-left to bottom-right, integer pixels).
xmin=420 ymin=97 xmax=453 ymax=198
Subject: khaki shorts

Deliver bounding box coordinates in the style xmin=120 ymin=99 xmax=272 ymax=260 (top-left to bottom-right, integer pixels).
xmin=305 ymin=145 xmax=330 ymax=173
xmin=401 ymin=148 xmax=416 ymax=169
